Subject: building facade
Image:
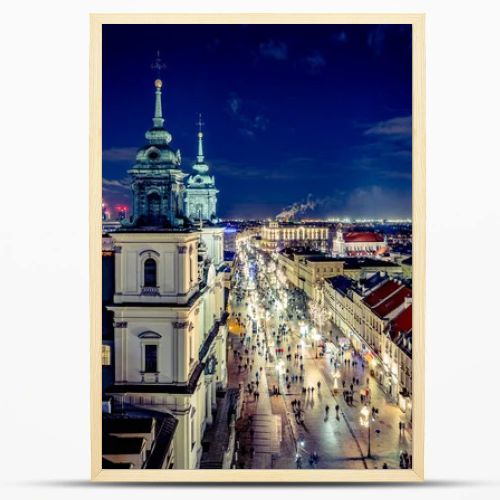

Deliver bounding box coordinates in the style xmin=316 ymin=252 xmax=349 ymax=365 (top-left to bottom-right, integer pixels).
xmin=323 ymin=274 xmax=412 ymax=410
xmin=259 ymin=221 xmax=329 ymax=252
xmin=333 ymin=226 xmax=387 ymax=256
xmin=103 ymin=77 xmax=228 ymax=470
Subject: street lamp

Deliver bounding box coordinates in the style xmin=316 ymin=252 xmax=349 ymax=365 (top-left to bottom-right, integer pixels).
xmin=333 ymin=369 xmax=341 ymax=392
xmin=360 ymin=404 xmax=372 ymax=458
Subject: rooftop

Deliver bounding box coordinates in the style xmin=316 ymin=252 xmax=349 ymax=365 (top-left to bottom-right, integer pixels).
xmin=305 ymin=256 xmax=345 ymax=263
xmin=342 ymin=257 xmax=400 ymax=270
xmin=390 ymin=304 xmax=412 ymax=336
xmin=102 ymin=435 xmax=145 ymax=455
xmin=144 ymin=412 xmax=178 ymax=469
xmin=103 ymin=417 xmax=154 ymax=435
xmin=402 ymin=256 xmax=412 ymax=266
xmin=363 ymin=280 xmax=403 ymax=307
xmin=325 ymin=275 xmax=353 ymax=295
xmin=359 ymin=272 xmax=388 ymax=291
xmin=372 ymin=287 xmax=412 ymax=318
xmin=343 ymin=232 xmax=385 ymax=243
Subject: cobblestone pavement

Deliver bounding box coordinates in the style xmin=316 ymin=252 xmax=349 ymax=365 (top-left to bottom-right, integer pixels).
xmin=227 ymin=254 xmax=412 ymax=470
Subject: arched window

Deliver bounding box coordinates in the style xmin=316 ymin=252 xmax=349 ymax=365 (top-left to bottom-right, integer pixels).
xmin=146 ymin=192 xmax=161 ymax=224
xmin=144 ymin=258 xmax=157 ymax=287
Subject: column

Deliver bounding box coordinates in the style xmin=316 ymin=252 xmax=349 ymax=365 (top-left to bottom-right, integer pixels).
xmin=113 ymin=322 xmax=127 ymax=382
xmin=114 ymin=245 xmax=123 ymax=295
xmin=174 ymin=321 xmax=189 ymax=383
xmin=171 ymin=403 xmax=190 ymax=469
xmin=177 ymin=245 xmax=188 ymax=297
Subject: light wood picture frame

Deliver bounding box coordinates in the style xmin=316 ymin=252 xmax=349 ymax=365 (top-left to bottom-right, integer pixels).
xmin=90 ymin=12 xmax=425 ymax=482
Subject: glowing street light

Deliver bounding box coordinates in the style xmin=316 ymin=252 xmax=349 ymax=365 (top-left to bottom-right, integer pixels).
xmin=276 ymin=359 xmax=285 ymax=376
xmin=333 ymin=370 xmax=341 ymax=392
xmin=359 ymin=405 xmax=372 ymax=458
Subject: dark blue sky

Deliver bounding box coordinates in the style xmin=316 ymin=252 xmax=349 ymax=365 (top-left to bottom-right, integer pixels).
xmin=103 ymin=24 xmax=412 ymax=220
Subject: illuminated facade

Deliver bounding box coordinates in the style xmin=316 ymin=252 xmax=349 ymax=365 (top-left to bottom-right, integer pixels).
xmin=260 ymin=221 xmax=329 ymax=252
xmin=323 ymin=275 xmax=412 ymax=410
xmin=104 ymin=78 xmax=228 ymax=469
xmin=333 ymin=226 xmax=388 ymax=256
xmin=184 ymin=116 xmax=219 ymax=223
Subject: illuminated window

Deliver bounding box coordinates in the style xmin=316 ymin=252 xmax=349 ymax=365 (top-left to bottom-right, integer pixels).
xmin=102 ymin=345 xmax=111 ymax=366
xmin=144 ymin=258 xmax=157 ymax=287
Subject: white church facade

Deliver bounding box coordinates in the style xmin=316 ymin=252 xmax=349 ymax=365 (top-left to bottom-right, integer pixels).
xmin=103 ymin=76 xmax=228 ymax=469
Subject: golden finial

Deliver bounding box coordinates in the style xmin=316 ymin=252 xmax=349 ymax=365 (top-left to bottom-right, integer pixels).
xmin=154 ymin=79 xmax=163 ymax=89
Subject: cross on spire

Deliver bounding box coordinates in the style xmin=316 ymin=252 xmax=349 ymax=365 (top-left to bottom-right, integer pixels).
xmin=151 ymin=50 xmax=166 ymax=78
xmin=196 ymin=113 xmax=205 ymax=163
xmin=197 ymin=113 xmax=205 ymax=134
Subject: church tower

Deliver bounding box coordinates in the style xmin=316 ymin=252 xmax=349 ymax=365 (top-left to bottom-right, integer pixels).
xmin=184 ymin=115 xmax=219 ymax=223
xmin=127 ymin=78 xmax=188 ymax=228
xmin=104 ymin=64 xmax=228 ymax=469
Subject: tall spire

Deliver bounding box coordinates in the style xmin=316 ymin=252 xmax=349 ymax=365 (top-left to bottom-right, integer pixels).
xmin=151 ymin=51 xmax=166 ymax=129
xmin=152 ymin=79 xmax=164 ymax=128
xmin=196 ymin=113 xmax=205 ymax=163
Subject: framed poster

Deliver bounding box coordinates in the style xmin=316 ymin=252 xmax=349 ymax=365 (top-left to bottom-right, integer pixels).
xmin=90 ymin=13 xmax=425 ymax=482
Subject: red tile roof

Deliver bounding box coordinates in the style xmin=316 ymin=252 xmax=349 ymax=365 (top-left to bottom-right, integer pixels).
xmin=343 ymin=232 xmax=385 ymax=243
xmin=372 ymin=287 xmax=412 ymax=318
xmin=390 ymin=305 xmax=412 ymax=337
xmin=363 ymin=280 xmax=401 ymax=307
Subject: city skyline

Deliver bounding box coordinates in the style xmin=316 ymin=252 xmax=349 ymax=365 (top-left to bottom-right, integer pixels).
xmin=100 ymin=22 xmax=415 ymax=472
xmin=103 ymin=24 xmax=412 ymax=220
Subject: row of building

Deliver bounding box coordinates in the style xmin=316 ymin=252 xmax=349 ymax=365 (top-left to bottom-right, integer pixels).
xmin=239 ymin=220 xmax=393 ymax=258
xmin=249 ymin=236 xmax=413 ymax=414
xmin=324 ymin=274 xmax=412 ymax=413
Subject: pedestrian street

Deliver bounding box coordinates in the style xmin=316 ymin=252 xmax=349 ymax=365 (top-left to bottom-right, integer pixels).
xmin=226 ymin=244 xmax=412 ymax=469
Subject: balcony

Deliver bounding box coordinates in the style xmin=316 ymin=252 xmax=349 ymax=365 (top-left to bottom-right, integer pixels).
xmin=140 ymin=371 xmax=159 ymax=383
xmin=141 ymin=286 xmax=160 ymax=297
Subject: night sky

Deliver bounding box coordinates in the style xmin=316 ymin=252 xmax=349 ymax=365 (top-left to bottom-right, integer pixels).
xmin=103 ymin=24 xmax=412 ymax=220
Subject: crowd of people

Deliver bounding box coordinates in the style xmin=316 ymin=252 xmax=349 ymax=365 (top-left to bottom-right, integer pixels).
xmin=228 ymin=245 xmax=412 ymax=470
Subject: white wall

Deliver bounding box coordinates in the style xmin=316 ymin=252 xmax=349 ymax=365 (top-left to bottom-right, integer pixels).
xmin=112 ymin=236 xmax=199 ymax=303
